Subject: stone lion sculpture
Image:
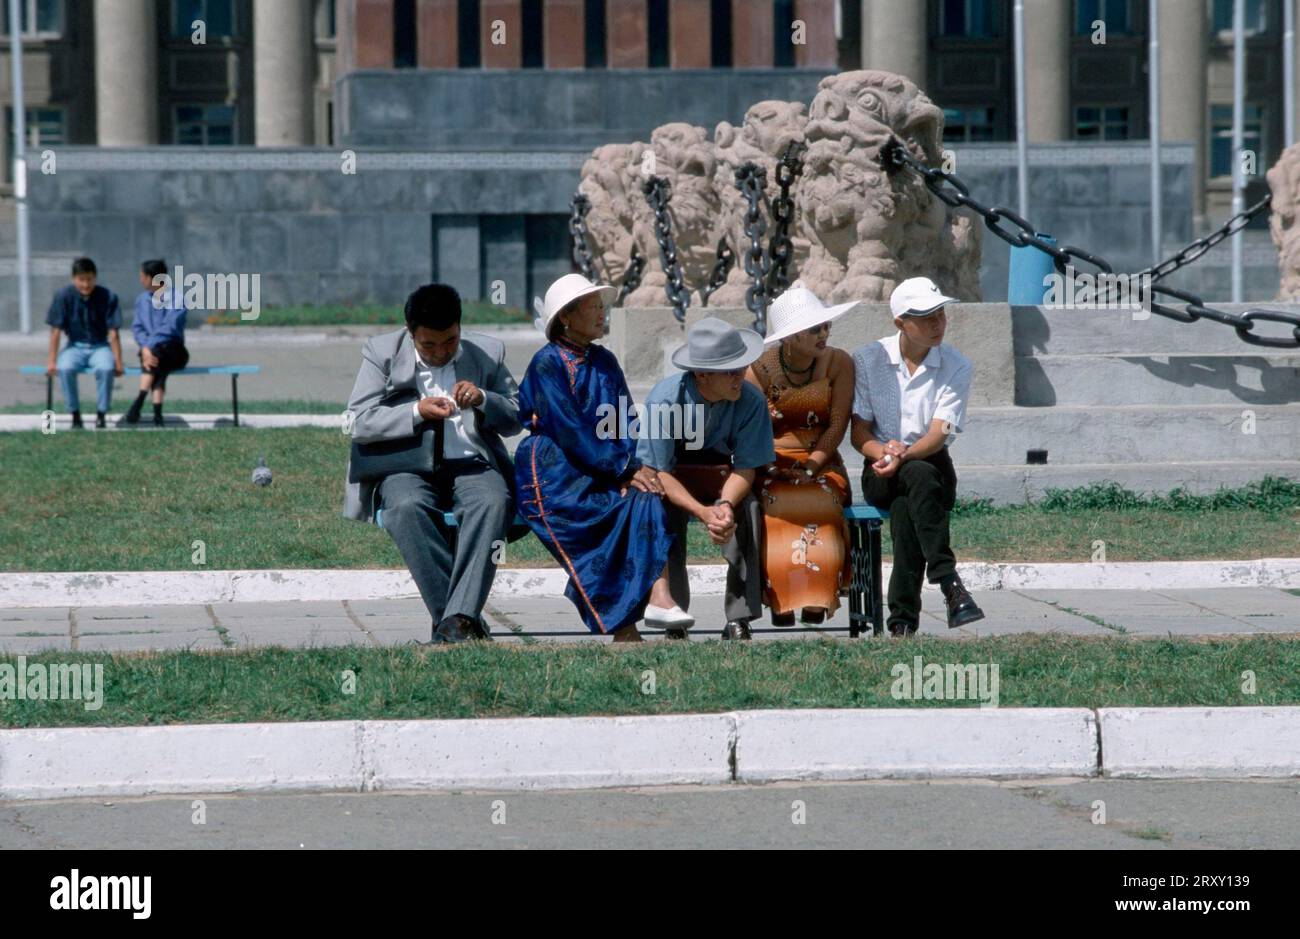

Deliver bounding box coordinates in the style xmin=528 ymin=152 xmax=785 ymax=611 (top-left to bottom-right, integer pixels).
xmin=576 ymin=142 xmax=642 ymax=289
xmin=709 ymin=100 xmax=810 ymax=306
xmin=1267 ymin=144 xmax=1300 ymax=299
xmin=797 ymin=70 xmax=980 ymax=303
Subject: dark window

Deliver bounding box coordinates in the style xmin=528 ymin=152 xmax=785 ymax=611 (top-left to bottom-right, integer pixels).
xmin=1212 ymin=0 xmax=1269 ymax=34
xmin=1211 ymin=104 xmax=1264 ymax=177
xmin=522 ymin=0 xmax=544 ymax=67
xmin=648 ymin=0 xmax=669 ymax=67
xmin=315 ymin=0 xmax=336 ymax=40
xmin=1075 ymin=104 xmax=1131 ymax=140
xmin=7 ymin=106 xmax=65 ymax=157
xmin=394 ymin=0 xmax=416 ymax=67
xmin=172 ymin=0 xmax=235 ymax=39
xmin=943 ymin=106 xmax=996 ymax=142
xmin=458 ymin=0 xmax=480 ymax=67
xmin=773 ymin=0 xmax=795 ymax=67
xmin=1075 ymin=0 xmax=1132 ymax=35
xmin=710 ymin=0 xmax=732 ymax=67
xmin=174 ymin=104 xmax=236 ymax=145
xmin=2 ymin=0 xmax=62 ymax=36
xmin=940 ymin=0 xmax=1001 ymax=38
xmin=584 ymin=0 xmax=606 ymax=67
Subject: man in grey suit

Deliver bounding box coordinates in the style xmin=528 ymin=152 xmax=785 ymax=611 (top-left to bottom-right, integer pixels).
xmin=343 ymin=284 xmax=522 ymax=643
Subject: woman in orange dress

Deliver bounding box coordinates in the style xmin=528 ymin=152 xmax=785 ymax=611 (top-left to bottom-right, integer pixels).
xmin=745 ymin=283 xmax=858 ymax=626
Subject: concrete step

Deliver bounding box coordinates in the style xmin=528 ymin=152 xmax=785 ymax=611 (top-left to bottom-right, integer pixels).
xmin=1013 ymin=304 xmax=1300 ymax=355
xmin=930 ymin=461 xmax=1300 ymax=506
xmin=1018 ymin=352 xmax=1300 ymax=406
xmin=955 ymin=404 xmax=1300 ymax=464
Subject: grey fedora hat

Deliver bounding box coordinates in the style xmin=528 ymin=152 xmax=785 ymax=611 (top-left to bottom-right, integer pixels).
xmin=670 ymin=316 xmax=766 ymax=372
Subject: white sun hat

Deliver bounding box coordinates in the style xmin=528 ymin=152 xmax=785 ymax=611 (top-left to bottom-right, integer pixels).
xmin=532 ymin=273 xmax=618 ymax=338
xmin=889 ymin=276 xmax=957 ymax=318
xmin=764 ymin=280 xmax=861 ymax=344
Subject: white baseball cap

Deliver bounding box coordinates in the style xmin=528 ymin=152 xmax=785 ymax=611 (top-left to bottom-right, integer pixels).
xmin=889 ymin=277 xmax=957 ymax=319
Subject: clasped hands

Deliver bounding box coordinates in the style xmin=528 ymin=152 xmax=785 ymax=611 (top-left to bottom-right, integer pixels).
xmin=870 ymin=440 xmax=909 ymax=478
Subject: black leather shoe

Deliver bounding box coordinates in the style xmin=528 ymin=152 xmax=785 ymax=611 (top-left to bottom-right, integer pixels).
xmin=721 ymin=620 xmax=752 ymax=641
xmin=771 ymin=611 xmax=796 ymax=628
xmin=943 ymin=577 xmax=985 ymax=629
xmin=800 ymin=607 xmax=827 ymax=625
xmin=431 ymin=614 xmax=489 ymax=644
xmin=95 ymin=412 xmax=107 ymax=429
xmin=123 ymin=406 xmax=141 ymax=425
xmin=70 ymin=411 xmax=84 ymax=429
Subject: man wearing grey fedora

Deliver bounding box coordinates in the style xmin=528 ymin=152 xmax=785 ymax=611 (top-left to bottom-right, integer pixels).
xmin=342 ymin=284 xmax=522 ymax=644
xmin=637 ymin=317 xmax=776 ymax=640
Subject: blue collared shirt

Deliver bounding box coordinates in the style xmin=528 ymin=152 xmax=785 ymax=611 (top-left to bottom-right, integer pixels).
xmin=46 ymin=284 xmax=121 ymax=346
xmin=131 ymin=287 xmax=188 ymax=349
xmin=636 ymin=372 xmax=776 ymax=473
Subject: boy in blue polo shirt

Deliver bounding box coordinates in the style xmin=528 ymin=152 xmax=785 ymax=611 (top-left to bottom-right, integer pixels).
xmin=125 ymin=259 xmax=190 ymax=426
xmin=44 ymin=257 xmax=123 ymax=429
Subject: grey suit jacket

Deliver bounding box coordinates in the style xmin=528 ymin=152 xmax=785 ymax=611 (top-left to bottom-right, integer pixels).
xmin=341 ymin=328 xmax=522 ymax=522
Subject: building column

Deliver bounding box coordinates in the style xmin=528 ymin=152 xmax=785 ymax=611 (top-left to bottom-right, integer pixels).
xmin=93 ymin=0 xmax=158 ymax=145
xmin=733 ymin=0 xmax=774 ymax=67
xmin=861 ymin=0 xmax=926 ymax=84
xmin=545 ymin=0 xmax=585 ymax=67
xmin=482 ymin=0 xmax=523 ymax=67
xmin=419 ymin=0 xmax=458 ymax=67
xmin=670 ymin=0 xmax=710 ymax=67
xmin=1160 ymin=0 xmax=1207 ymax=220
xmin=792 ymin=0 xmax=837 ymax=68
xmin=352 ymin=0 xmax=395 ymax=69
xmin=254 ymin=0 xmax=314 ymax=146
xmin=1024 ymin=0 xmax=1072 ymax=141
xmin=608 ymin=0 xmax=648 ymax=67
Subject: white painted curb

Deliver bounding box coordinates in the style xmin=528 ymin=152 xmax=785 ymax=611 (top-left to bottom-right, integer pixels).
xmin=2 ymin=560 xmax=1298 ymax=608
xmin=1098 ymin=707 xmax=1300 ymax=778
xmin=5 ymin=707 xmax=1300 ymax=800
xmin=362 ymin=714 xmax=734 ymax=791
xmin=733 ymin=708 xmax=1098 ymax=781
xmin=0 ymin=414 xmax=340 ymax=431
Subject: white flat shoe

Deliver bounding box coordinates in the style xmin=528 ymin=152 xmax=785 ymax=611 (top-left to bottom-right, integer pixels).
xmin=644 ymin=604 xmax=695 ymax=628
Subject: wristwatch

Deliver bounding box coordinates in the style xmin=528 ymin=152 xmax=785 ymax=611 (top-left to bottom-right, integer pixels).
xmin=712 ymin=498 xmax=735 ymax=509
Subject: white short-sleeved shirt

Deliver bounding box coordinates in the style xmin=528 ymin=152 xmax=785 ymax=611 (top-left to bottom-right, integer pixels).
xmin=851 ymin=333 xmax=973 ymax=448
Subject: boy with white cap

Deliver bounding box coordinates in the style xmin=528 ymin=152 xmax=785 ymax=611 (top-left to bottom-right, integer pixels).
xmin=850 ymin=277 xmax=985 ymax=635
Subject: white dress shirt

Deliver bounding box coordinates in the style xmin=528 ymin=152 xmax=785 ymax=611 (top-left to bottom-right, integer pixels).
xmin=412 ymin=345 xmax=489 ymax=462
xmin=851 ymin=332 xmax=973 ymax=448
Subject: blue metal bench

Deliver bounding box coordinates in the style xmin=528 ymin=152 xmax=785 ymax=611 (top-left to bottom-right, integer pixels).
xmin=376 ymin=503 xmax=888 ymax=638
xmin=21 ymin=365 xmax=260 ymax=426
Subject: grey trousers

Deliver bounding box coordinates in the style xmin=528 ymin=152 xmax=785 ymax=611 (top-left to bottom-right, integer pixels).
xmin=378 ymin=464 xmax=511 ymax=628
xmin=664 ymin=493 xmax=764 ymax=627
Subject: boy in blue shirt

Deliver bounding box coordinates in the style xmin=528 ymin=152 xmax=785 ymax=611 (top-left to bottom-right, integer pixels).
xmin=44 ymin=257 xmax=123 ymax=429
xmin=125 ymin=259 xmax=189 ymax=426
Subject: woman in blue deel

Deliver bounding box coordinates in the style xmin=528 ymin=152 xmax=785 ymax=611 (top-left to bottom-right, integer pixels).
xmin=515 ymin=274 xmax=688 ymax=642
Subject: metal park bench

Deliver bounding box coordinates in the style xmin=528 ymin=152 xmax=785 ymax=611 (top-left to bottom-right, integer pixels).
xmin=375 ymin=503 xmax=888 ymax=638
xmin=21 ymin=364 xmax=261 ymax=426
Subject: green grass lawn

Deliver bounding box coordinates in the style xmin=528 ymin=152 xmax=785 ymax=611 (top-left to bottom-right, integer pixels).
xmin=0 ymin=428 xmax=1296 ymax=572
xmin=203 ymin=301 xmax=531 ymax=328
xmin=2 ymin=635 xmax=1296 ymax=728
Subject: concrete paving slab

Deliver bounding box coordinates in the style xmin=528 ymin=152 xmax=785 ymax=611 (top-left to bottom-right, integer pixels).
xmin=0 ymin=636 xmax=72 ymax=653
xmin=76 ymin=631 xmax=225 ymax=652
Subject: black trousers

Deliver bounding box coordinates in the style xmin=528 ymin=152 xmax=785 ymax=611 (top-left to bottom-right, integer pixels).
xmin=861 ymin=447 xmax=959 ymax=630
xmin=140 ymin=341 xmax=189 ymax=390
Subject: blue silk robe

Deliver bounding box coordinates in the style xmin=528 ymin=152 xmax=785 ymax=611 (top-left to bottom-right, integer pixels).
xmin=515 ymin=338 xmax=674 ymax=634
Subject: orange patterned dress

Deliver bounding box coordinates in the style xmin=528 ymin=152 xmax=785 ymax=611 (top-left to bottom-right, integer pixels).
xmin=752 ymin=352 xmax=852 ymax=616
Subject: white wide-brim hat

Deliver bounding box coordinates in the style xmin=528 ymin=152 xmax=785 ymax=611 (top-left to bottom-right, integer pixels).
xmin=764 ymin=281 xmax=861 ymax=344
xmin=533 ymin=273 xmax=618 ymax=337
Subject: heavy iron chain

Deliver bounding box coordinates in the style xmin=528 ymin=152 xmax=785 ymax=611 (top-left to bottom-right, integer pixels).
xmin=766 ymin=140 xmax=807 ymax=299
xmin=616 ymin=244 xmax=645 ymax=305
xmin=735 ymin=161 xmax=771 ymax=334
xmin=881 ymin=137 xmax=1300 ymax=348
xmin=699 ymin=237 xmax=734 ymax=307
xmin=642 ymin=176 xmax=691 ymax=323
xmin=568 ymin=193 xmax=600 ymax=283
